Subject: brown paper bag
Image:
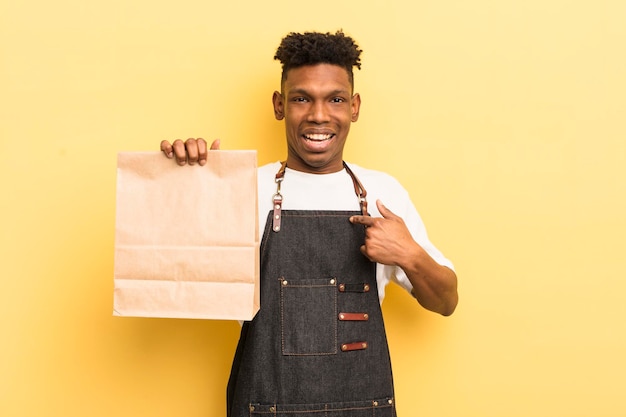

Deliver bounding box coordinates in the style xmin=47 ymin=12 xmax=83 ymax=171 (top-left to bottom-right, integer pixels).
xmin=113 ymin=151 xmax=259 ymax=320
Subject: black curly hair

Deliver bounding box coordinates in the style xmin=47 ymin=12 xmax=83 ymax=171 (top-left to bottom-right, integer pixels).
xmin=274 ymin=30 xmax=362 ymax=89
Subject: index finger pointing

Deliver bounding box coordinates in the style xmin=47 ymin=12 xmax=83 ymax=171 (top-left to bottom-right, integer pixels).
xmin=350 ymin=215 xmax=375 ymax=227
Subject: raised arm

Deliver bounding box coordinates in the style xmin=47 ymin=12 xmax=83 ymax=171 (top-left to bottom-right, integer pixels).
xmin=349 ymin=199 xmax=458 ymax=316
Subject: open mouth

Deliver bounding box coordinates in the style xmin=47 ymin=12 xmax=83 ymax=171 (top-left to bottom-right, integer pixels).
xmin=303 ymin=133 xmax=335 ymax=141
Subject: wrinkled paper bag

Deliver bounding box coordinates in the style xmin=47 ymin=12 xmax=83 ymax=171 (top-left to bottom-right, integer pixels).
xmin=113 ymin=151 xmax=259 ymax=320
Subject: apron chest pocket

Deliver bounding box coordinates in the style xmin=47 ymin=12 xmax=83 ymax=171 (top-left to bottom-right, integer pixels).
xmin=279 ymin=277 xmax=337 ymax=355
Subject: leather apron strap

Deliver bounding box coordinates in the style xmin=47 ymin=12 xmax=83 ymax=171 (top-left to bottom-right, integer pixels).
xmin=272 ymin=161 xmax=368 ymax=232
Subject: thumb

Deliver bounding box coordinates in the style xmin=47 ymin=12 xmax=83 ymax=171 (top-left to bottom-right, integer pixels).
xmin=210 ymin=139 xmax=221 ymax=150
xmin=376 ymin=199 xmax=397 ymax=219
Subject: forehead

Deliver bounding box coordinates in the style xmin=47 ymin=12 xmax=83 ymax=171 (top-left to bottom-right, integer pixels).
xmin=283 ymin=64 xmax=352 ymax=92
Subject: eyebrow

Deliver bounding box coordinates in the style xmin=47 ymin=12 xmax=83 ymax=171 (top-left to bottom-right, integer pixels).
xmin=287 ymin=88 xmax=351 ymax=97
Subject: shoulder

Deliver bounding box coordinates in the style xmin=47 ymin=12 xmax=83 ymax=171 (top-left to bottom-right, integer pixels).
xmin=345 ymin=163 xmax=422 ymax=227
xmin=345 ymin=162 xmax=403 ymax=186
xmin=258 ymin=161 xmax=282 ymax=178
xmin=344 ymin=162 xmax=410 ymax=202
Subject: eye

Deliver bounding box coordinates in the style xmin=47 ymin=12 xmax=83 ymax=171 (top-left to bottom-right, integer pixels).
xmin=292 ymin=97 xmax=308 ymax=103
xmin=331 ymin=97 xmax=346 ymax=103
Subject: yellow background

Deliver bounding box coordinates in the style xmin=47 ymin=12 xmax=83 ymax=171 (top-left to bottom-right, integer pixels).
xmin=2 ymin=0 xmax=625 ymax=416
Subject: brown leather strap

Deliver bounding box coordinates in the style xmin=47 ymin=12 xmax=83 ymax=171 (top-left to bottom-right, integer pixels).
xmin=341 ymin=341 xmax=368 ymax=351
xmin=343 ymin=161 xmax=368 ymax=216
xmin=275 ymin=160 xmax=288 ymax=182
xmin=338 ymin=312 xmax=369 ymax=321
xmin=272 ymin=161 xmax=369 ymax=232
xmin=272 ymin=161 xmax=288 ymax=232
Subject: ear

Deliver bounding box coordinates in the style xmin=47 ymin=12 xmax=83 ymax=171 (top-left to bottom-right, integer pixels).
xmin=272 ymin=91 xmax=284 ymax=120
xmin=351 ymin=93 xmax=361 ymax=122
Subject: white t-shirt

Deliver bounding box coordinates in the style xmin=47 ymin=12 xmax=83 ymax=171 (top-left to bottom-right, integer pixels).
xmin=257 ymin=162 xmax=454 ymax=303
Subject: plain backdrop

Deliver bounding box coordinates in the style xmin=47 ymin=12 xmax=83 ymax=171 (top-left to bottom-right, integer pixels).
xmin=1 ymin=1 xmax=625 ymax=416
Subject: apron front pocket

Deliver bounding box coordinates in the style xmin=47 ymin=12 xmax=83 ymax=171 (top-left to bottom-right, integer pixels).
xmin=280 ymin=277 xmax=337 ymax=355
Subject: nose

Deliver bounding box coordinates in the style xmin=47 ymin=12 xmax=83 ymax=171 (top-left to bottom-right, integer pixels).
xmin=307 ymin=101 xmax=330 ymax=123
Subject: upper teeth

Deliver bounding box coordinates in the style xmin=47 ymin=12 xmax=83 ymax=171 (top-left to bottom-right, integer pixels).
xmin=305 ymin=134 xmax=332 ymax=141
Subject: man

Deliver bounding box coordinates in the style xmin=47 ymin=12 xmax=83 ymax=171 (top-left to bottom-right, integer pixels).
xmin=161 ymin=30 xmax=458 ymax=417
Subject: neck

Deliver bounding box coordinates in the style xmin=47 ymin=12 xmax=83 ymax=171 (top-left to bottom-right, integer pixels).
xmin=285 ymin=157 xmax=345 ymax=175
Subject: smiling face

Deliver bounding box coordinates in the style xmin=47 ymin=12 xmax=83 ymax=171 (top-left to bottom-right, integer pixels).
xmin=272 ymin=63 xmax=361 ymax=174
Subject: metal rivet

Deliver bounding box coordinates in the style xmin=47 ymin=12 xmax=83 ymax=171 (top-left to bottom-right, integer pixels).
xmin=274 ymin=204 xmax=280 ymax=209
xmin=269 ymin=406 xmax=276 ymax=412
xmin=339 ymin=314 xmax=345 ymax=320
xmin=364 ymin=284 xmax=370 ymax=292
xmin=274 ymin=214 xmax=280 ymax=219
xmin=339 ymin=284 xmax=345 ymax=291
xmin=388 ymin=399 xmax=393 ymax=405
xmin=362 ymin=342 xmax=367 ymax=348
xmin=373 ymin=401 xmax=379 ymax=406
xmin=249 ymin=405 xmax=255 ymax=411
xmin=363 ymin=313 xmax=369 ymax=320
xmin=341 ymin=344 xmax=347 ymax=351
xmin=282 ymin=280 xmax=288 ymax=286
xmin=274 ymin=226 xmax=280 ymax=231
xmin=330 ymin=278 xmax=335 ymax=285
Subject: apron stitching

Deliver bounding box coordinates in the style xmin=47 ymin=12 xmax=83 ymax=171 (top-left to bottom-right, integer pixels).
xmin=230 ymin=168 xmax=395 ymax=415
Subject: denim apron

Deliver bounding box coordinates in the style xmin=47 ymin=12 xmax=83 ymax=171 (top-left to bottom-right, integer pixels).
xmin=226 ymin=162 xmax=397 ymax=417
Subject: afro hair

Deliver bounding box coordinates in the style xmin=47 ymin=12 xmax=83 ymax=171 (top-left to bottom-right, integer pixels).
xmin=274 ymin=30 xmax=362 ymax=88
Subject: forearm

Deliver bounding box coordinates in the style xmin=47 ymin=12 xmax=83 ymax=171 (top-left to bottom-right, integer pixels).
xmin=348 ymin=199 xmax=459 ymax=315
xmin=398 ymin=243 xmax=458 ymax=316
